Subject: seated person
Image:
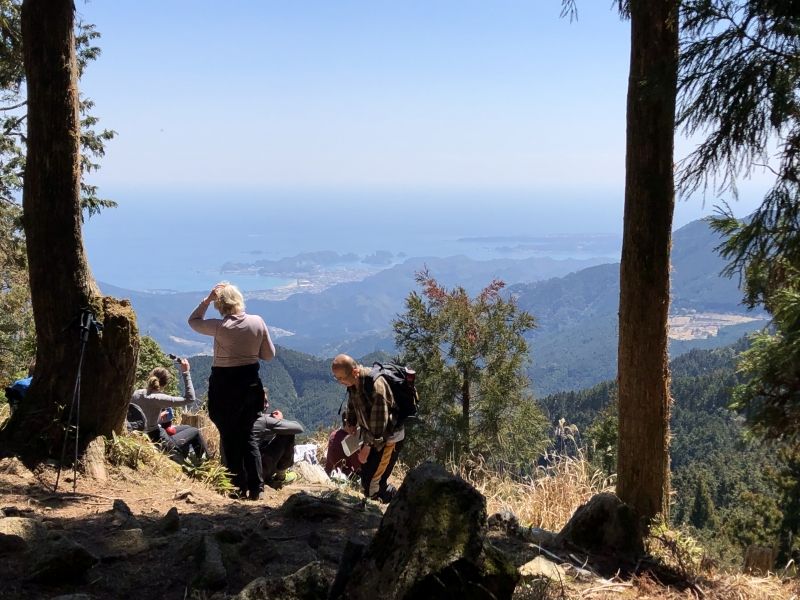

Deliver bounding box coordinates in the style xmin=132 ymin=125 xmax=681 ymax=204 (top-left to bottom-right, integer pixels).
xmin=252 ymin=402 xmax=304 ymax=488
xmin=4 ymin=358 xmax=35 ymax=413
xmin=5 ymin=375 xmax=31 ymax=414
xmin=324 ymin=410 xmax=363 ymax=478
xmin=129 ymin=358 xmax=208 ymax=462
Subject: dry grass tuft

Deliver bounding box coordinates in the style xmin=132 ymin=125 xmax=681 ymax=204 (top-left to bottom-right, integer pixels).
xmin=453 ymin=451 xmax=614 ymax=532
xmin=307 ymin=427 xmax=332 ymax=465
xmin=0 ymin=402 xmax=9 ymax=428
xmin=104 ymin=430 xmax=180 ymax=476
xmin=702 ymin=573 xmax=800 ymax=600
xmin=179 ymin=410 xmax=220 ymax=458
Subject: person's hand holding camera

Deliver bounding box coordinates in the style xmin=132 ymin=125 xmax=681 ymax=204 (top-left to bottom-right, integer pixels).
xmin=178 ymin=358 xmax=190 ymax=373
xmin=270 ymin=409 xmax=283 ymax=420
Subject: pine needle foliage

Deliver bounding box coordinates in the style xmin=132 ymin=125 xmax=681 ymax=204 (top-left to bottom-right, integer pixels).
xmin=678 ymin=0 xmax=800 ymax=198
xmin=393 ymin=269 xmax=549 ymax=472
xmin=680 ymin=0 xmax=800 ymax=444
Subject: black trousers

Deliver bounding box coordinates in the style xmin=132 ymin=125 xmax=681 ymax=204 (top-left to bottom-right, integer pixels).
xmin=150 ymin=425 xmax=209 ymax=463
xmin=208 ymin=363 xmax=264 ymax=495
xmin=360 ymin=439 xmax=404 ymax=503
xmin=259 ymin=434 xmax=295 ymax=481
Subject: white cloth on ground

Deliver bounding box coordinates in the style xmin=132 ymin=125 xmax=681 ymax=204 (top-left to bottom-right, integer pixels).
xmin=293 ymin=443 xmax=318 ymax=465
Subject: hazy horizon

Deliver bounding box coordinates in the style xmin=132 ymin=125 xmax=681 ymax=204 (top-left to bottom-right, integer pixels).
xmin=83 ymin=186 xmax=762 ymax=294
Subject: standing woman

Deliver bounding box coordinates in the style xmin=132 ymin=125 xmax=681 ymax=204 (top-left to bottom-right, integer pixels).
xmin=188 ymin=282 xmax=275 ymax=500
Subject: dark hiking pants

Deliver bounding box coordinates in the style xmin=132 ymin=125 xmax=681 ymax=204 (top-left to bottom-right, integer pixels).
xmin=259 ymin=434 xmax=295 ymax=482
xmin=360 ymin=439 xmax=404 ymax=503
xmin=207 ymin=363 xmax=264 ymax=496
xmin=150 ymin=425 xmax=208 ymax=463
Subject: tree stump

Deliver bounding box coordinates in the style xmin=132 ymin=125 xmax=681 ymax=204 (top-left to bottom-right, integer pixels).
xmin=743 ymin=544 xmax=777 ymax=575
xmin=83 ymin=436 xmax=107 ymax=481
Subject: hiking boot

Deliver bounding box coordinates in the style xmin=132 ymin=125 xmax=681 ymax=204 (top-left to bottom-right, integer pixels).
xmin=267 ymin=470 xmax=297 ymax=489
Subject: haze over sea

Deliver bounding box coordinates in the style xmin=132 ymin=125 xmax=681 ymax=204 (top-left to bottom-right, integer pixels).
xmin=83 ymin=186 xmax=757 ymax=294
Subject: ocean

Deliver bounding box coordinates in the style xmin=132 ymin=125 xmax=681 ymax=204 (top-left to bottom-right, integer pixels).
xmin=81 ymin=187 xmax=639 ymax=293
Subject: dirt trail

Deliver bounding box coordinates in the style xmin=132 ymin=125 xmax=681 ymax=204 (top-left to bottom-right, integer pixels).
xmin=0 ymin=459 xmax=382 ymax=599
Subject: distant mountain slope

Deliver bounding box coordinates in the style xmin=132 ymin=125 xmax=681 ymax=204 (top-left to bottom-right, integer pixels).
xmin=106 ymin=218 xmax=768 ymax=397
xmin=101 ymin=253 xmax=605 ymax=357
xmin=508 ymin=219 xmax=767 ymax=395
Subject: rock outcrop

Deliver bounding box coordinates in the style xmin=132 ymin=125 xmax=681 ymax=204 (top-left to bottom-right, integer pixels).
xmin=555 ymin=492 xmax=643 ymax=575
xmin=340 ymin=462 xmax=519 ymax=600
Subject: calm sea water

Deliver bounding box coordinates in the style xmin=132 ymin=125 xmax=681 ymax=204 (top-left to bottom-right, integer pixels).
xmin=83 ymin=188 xmax=630 ymax=293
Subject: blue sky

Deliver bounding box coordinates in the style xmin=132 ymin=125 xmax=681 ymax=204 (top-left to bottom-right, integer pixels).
xmin=77 ymin=0 xmax=766 ymax=230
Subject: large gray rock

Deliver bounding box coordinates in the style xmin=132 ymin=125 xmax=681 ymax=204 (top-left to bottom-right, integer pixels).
xmin=342 ymin=463 xmax=519 ymax=600
xmin=235 ymin=562 xmax=332 ymax=600
xmin=29 ymin=535 xmax=98 ymax=583
xmin=555 ymin=492 xmax=643 ymax=571
xmin=0 ymin=516 xmax=47 ymax=547
xmin=109 ymin=499 xmax=139 ymax=529
xmin=97 ymin=528 xmax=149 ymax=559
xmin=196 ymin=534 xmax=227 ymax=590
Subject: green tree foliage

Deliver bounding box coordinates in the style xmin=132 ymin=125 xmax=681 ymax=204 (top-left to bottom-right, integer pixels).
xmin=393 ymin=269 xmax=549 ymax=470
xmin=680 ymin=0 xmax=800 ymax=442
xmin=0 ymin=0 xmax=114 ymax=390
xmin=688 ymin=474 xmax=718 ymax=530
xmin=728 ymin=286 xmax=800 ymax=441
xmin=679 ymin=0 xmax=800 ymax=200
xmin=0 ymin=198 xmax=32 ymax=390
xmin=584 ymin=398 xmax=618 ymax=477
xmin=773 ymin=444 xmax=800 ymax=561
xmin=134 ymin=336 xmax=178 ymax=396
xmin=549 ymin=338 xmax=792 ymax=565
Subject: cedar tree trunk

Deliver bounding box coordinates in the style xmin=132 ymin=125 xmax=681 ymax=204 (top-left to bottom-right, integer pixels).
xmin=616 ymin=0 xmax=679 ymax=524
xmin=0 ymin=0 xmax=138 ymax=460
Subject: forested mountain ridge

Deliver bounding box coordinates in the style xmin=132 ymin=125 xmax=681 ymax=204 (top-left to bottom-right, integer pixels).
xmin=101 ymin=253 xmax=606 ymax=358
xmin=106 ymin=217 xmax=768 ymax=398
xmin=512 ymin=219 xmax=767 ymax=395
xmin=540 ymin=337 xmax=785 ymax=560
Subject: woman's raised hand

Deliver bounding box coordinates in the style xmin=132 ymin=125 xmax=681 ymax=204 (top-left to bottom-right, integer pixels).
xmin=179 ymin=358 xmax=190 ymax=373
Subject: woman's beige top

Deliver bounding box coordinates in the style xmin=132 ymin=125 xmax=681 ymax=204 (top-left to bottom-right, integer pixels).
xmin=188 ymin=300 xmax=276 ymax=367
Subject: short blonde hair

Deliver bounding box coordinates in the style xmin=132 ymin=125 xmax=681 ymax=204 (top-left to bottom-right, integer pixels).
xmin=214 ymin=282 xmax=245 ymax=316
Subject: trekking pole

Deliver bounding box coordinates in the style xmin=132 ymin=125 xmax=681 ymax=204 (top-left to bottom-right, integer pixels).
xmin=54 ymin=308 xmax=101 ymax=493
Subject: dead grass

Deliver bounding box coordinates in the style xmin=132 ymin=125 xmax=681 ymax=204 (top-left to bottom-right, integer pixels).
xmin=178 ymin=410 xmax=220 ymax=458
xmin=453 ymin=451 xmax=614 ymax=532
xmin=0 ymin=402 xmax=9 ymax=428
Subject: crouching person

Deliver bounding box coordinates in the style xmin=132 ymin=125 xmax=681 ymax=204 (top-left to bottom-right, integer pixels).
xmin=324 ymin=410 xmax=362 ymax=480
xmin=253 ymin=405 xmax=304 ymax=490
xmin=331 ymin=354 xmax=404 ymax=503
xmin=129 ymin=359 xmax=208 ymax=462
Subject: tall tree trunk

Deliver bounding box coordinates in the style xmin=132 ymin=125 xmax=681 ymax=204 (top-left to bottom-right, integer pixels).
xmin=616 ymin=0 xmax=678 ymax=524
xmin=0 ymin=0 xmax=138 ymax=460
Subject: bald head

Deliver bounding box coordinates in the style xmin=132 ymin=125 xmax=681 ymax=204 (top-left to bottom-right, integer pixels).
xmin=332 ymin=354 xmax=357 ymax=371
xmin=332 ymin=354 xmax=359 ymax=387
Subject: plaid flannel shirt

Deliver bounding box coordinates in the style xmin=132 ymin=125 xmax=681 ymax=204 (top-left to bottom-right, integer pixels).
xmin=346 ymin=366 xmax=396 ymax=450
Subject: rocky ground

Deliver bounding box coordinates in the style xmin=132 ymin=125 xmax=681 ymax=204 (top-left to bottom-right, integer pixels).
xmin=0 ymin=456 xmax=387 ymax=599
xmin=0 ymin=456 xmax=797 ymax=600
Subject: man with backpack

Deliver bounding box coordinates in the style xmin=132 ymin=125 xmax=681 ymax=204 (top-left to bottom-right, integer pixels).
xmin=331 ymin=353 xmax=409 ymax=503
